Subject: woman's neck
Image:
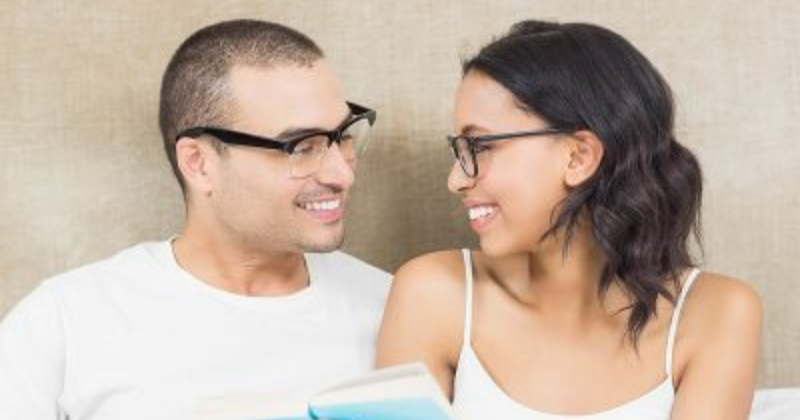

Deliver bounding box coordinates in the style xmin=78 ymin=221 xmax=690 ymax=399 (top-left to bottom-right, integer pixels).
xmin=486 ymin=223 xmax=628 ymax=320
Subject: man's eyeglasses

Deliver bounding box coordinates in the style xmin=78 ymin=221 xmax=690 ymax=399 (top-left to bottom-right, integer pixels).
xmin=447 ymin=127 xmax=575 ymax=178
xmin=176 ymin=102 xmax=376 ymax=178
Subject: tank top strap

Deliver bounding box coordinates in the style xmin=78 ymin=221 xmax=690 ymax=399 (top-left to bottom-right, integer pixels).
xmin=460 ymin=249 xmax=475 ymax=349
xmin=665 ymin=267 xmax=701 ymax=381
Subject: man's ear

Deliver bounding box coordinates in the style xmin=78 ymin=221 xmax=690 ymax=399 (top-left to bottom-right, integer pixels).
xmin=175 ymin=138 xmax=216 ymax=196
xmin=564 ymin=130 xmax=604 ymax=188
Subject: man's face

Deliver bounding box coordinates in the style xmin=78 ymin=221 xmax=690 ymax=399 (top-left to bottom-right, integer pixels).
xmin=207 ymin=60 xmax=355 ymax=254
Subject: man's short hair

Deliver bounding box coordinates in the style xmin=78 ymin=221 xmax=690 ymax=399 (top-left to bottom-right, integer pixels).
xmin=159 ymin=19 xmax=324 ymax=192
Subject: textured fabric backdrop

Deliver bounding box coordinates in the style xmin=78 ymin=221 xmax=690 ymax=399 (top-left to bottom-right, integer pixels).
xmin=1 ymin=0 xmax=797 ymax=387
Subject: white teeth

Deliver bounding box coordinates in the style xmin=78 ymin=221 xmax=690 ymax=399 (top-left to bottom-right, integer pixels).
xmin=302 ymin=199 xmax=341 ymax=211
xmin=468 ymin=206 xmax=497 ymax=221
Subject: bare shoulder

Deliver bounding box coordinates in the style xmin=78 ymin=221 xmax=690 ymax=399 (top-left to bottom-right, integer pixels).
xmin=377 ymin=249 xmax=469 ymax=376
xmin=679 ymin=271 xmax=762 ymax=353
xmin=387 ymin=249 xmax=470 ymax=325
xmin=392 ymin=249 xmax=468 ymax=293
xmin=685 ymin=271 xmax=762 ymax=324
xmin=671 ymin=271 xmax=762 ymax=414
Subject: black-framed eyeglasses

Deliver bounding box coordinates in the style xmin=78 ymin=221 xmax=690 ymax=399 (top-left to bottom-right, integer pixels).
xmin=176 ymin=102 xmax=377 ymax=178
xmin=447 ymin=127 xmax=575 ymax=178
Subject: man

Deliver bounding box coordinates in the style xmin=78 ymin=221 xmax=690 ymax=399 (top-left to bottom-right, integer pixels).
xmin=0 ymin=19 xmax=390 ymax=420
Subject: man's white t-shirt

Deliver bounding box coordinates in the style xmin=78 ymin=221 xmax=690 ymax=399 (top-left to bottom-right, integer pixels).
xmin=0 ymin=240 xmax=391 ymax=420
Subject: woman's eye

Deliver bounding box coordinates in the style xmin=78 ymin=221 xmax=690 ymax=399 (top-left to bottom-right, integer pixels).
xmin=473 ymin=143 xmax=492 ymax=154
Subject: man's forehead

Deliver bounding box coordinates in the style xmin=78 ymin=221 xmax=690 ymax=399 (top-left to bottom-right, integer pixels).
xmin=227 ymin=62 xmax=348 ymax=136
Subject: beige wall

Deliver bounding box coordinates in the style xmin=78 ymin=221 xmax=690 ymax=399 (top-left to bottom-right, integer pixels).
xmin=1 ymin=0 xmax=797 ymax=386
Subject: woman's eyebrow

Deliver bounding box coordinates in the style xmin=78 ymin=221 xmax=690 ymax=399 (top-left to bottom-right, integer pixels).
xmin=459 ymin=124 xmax=490 ymax=136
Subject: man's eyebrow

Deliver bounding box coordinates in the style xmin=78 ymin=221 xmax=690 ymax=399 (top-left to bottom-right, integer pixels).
xmin=275 ymin=127 xmax=326 ymax=140
xmin=275 ymin=109 xmax=353 ymax=140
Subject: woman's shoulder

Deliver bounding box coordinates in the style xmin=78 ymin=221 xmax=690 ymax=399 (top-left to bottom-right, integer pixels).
xmin=378 ymin=249 xmax=473 ymax=374
xmin=392 ymin=249 xmax=472 ymax=292
xmin=671 ymin=271 xmax=762 ymax=400
xmin=684 ymin=271 xmax=762 ymax=322
xmin=678 ymin=270 xmax=762 ymax=355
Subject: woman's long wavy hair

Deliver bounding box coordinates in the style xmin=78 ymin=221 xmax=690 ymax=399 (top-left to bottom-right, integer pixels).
xmin=463 ymin=20 xmax=703 ymax=345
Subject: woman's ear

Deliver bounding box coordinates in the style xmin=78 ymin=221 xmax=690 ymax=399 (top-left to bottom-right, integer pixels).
xmin=175 ymin=138 xmax=216 ymax=197
xmin=564 ymin=130 xmax=604 ymax=188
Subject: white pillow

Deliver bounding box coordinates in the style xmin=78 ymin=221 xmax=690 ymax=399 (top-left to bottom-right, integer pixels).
xmin=750 ymin=388 xmax=800 ymax=420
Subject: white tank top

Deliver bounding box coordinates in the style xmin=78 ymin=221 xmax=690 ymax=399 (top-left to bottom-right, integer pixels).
xmin=452 ymin=249 xmax=701 ymax=420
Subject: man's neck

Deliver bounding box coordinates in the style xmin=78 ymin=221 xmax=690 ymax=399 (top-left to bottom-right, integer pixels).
xmin=171 ymin=229 xmax=310 ymax=297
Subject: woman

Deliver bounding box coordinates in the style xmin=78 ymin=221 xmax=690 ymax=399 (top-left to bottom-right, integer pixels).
xmin=377 ymin=20 xmax=761 ymax=420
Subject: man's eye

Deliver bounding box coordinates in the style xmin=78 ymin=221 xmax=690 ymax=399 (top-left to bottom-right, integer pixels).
xmin=293 ymin=143 xmax=314 ymax=155
xmin=292 ymin=136 xmax=327 ymax=155
xmin=473 ymin=143 xmax=492 ymax=154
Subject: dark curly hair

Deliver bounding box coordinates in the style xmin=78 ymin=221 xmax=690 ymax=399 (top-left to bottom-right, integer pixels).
xmin=463 ymin=20 xmax=703 ymax=345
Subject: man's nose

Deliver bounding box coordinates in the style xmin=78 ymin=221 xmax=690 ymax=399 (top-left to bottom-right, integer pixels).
xmin=314 ymin=143 xmax=355 ymax=190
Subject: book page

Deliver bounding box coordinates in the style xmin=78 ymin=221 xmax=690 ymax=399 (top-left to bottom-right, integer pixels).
xmin=192 ymin=393 xmax=310 ymax=420
xmin=310 ymin=363 xmax=456 ymax=420
xmin=316 ymin=363 xmax=430 ymax=395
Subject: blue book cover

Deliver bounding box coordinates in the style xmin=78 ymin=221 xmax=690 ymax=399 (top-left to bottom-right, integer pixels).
xmin=310 ymin=397 xmax=455 ymax=420
xmin=193 ymin=363 xmax=458 ymax=420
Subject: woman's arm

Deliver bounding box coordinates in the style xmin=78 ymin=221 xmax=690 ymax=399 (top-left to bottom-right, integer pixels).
xmin=376 ymin=251 xmax=465 ymax=398
xmin=670 ymin=274 xmax=762 ymax=420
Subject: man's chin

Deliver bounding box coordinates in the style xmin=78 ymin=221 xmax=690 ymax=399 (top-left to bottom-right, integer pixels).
xmin=300 ymin=230 xmax=346 ymax=253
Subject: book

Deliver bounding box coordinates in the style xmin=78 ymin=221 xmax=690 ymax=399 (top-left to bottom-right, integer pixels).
xmin=192 ymin=362 xmax=458 ymax=420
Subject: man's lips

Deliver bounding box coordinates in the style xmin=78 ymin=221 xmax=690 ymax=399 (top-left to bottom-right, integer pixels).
xmin=296 ymin=198 xmax=342 ymax=212
xmin=295 ymin=197 xmax=344 ymax=223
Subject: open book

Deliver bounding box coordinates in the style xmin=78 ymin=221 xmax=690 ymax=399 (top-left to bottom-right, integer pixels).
xmin=193 ymin=362 xmax=458 ymax=420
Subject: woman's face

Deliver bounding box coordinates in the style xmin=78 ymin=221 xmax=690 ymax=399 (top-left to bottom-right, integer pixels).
xmin=449 ymin=70 xmax=573 ymax=256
